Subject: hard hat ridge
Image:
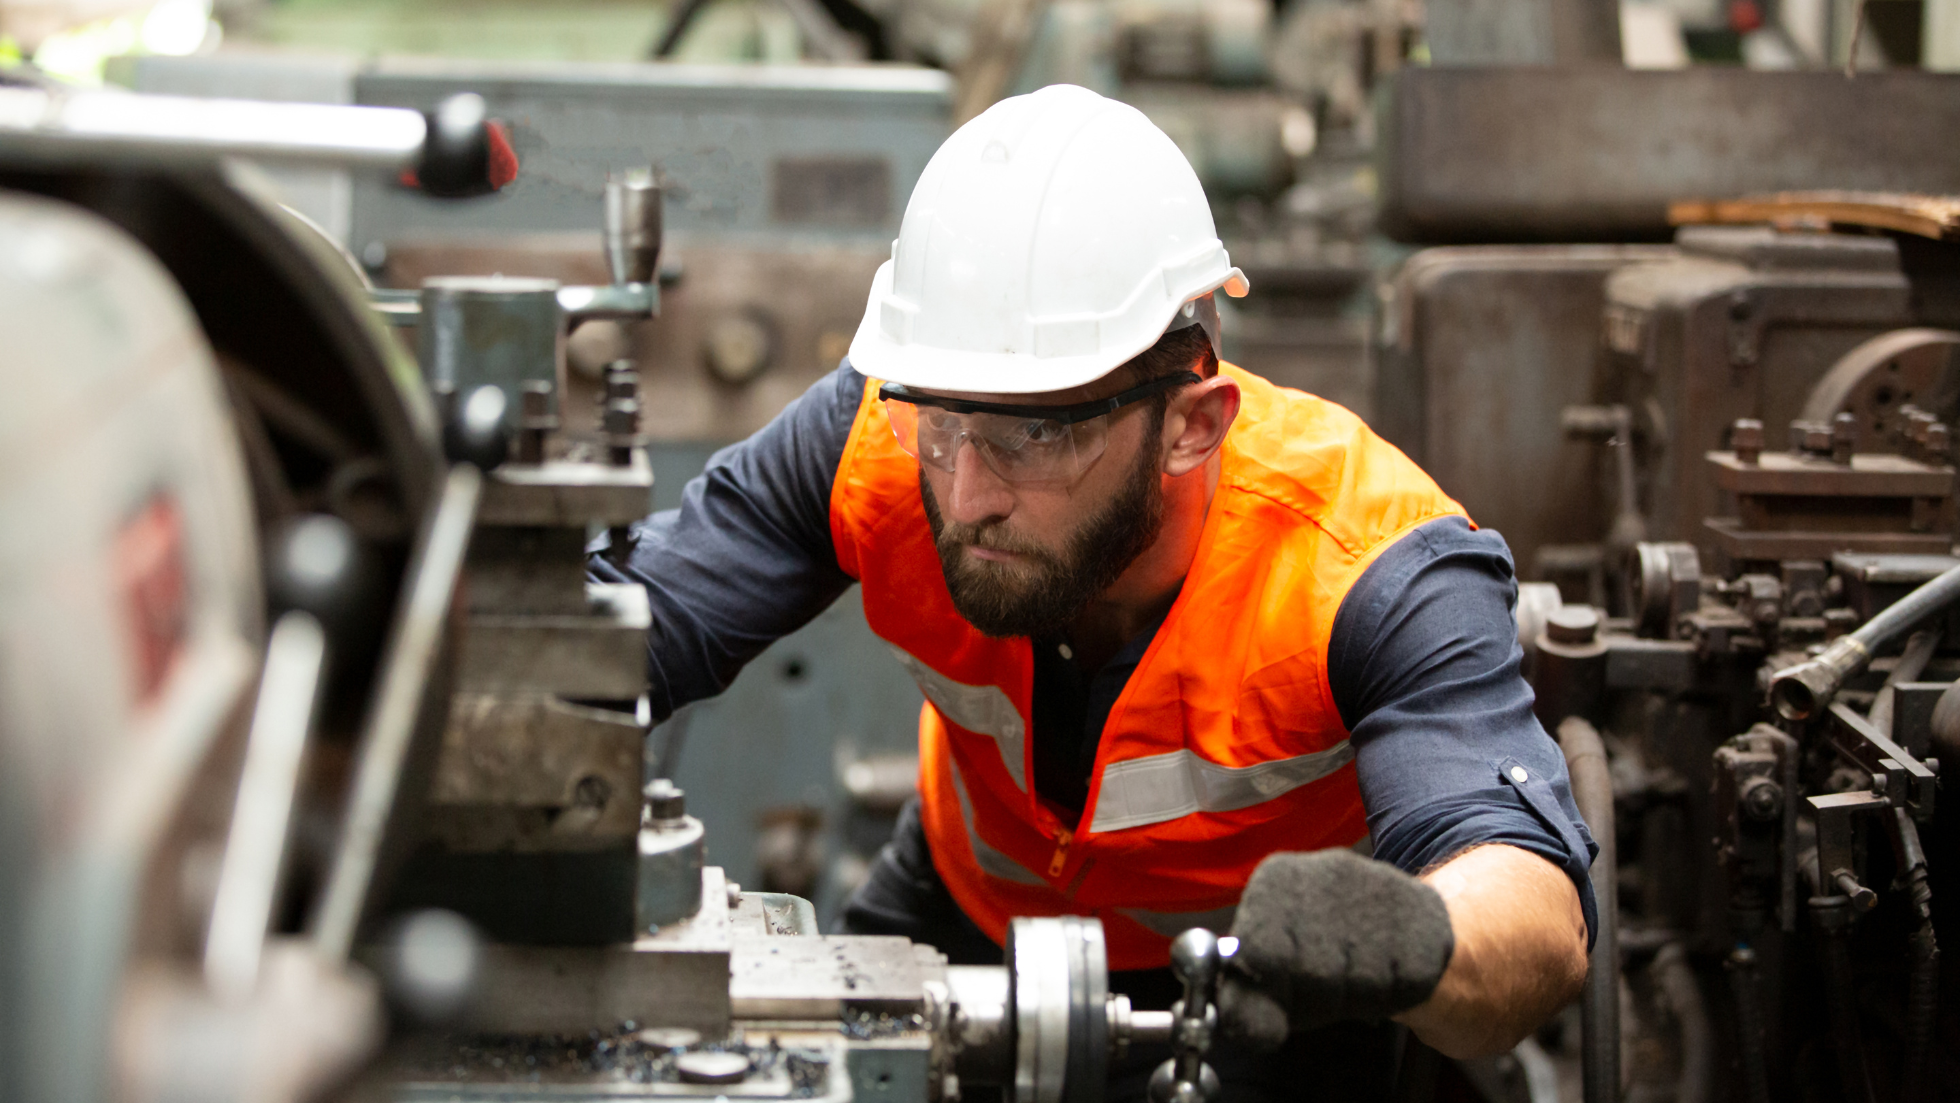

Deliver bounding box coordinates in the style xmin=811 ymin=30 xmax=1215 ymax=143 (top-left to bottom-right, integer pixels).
xmin=849 ymin=84 xmax=1248 ymax=395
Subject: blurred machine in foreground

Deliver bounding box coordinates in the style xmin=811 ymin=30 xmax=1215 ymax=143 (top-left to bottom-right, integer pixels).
xmin=0 ymin=84 xmax=1241 ymax=1103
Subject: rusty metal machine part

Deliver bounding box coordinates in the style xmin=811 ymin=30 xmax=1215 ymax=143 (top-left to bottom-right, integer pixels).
xmin=1800 ymin=328 xmax=1960 ymax=446
xmin=1511 ymin=420 xmax=1960 ymax=1101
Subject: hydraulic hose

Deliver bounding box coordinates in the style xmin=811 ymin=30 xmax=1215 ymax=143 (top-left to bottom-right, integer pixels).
xmin=1725 ymin=946 xmax=1771 ymax=1103
xmin=1556 ymin=717 xmax=1619 ymax=1103
xmin=1771 ymin=561 xmax=1960 ymax=721
xmin=1810 ymin=895 xmax=1878 ymax=1103
xmin=1904 ymin=920 xmax=1939 ymax=1103
xmin=1892 ymin=808 xmax=1939 ymax=1103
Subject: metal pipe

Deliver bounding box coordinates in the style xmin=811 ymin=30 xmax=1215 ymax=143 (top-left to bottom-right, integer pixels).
xmin=1771 ymin=561 xmax=1960 ymax=720
xmin=1555 ymin=717 xmax=1619 ymax=1103
xmin=0 ymin=86 xmax=425 ymax=169
xmin=1653 ymin=944 xmax=1711 ymax=1103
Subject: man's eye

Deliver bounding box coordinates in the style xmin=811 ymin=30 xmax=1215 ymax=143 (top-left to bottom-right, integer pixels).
xmin=920 ymin=409 xmax=964 ymax=433
xmin=1020 ymin=420 xmax=1070 ymax=447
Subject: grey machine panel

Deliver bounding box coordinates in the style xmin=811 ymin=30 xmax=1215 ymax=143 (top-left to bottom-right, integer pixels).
xmin=1377 ymin=67 xmax=1960 ymax=243
xmin=349 ymin=59 xmax=953 ymax=255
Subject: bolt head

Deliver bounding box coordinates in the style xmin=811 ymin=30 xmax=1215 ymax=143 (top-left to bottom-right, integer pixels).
xmin=1731 ymin=418 xmax=1765 ymax=462
xmin=644 ymin=778 xmax=686 ymax=820
xmin=1545 ymin=604 xmax=1601 ymax=644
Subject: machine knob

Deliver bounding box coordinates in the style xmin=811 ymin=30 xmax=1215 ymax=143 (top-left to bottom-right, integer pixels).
xmin=416 ymin=93 xmax=516 ymax=199
xmin=266 ymin=512 xmax=385 ymax=663
xmin=442 ymin=384 xmax=511 ymax=471
xmin=604 ymin=171 xmax=663 ymax=286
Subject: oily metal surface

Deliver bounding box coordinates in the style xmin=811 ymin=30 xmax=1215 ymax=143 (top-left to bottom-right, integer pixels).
xmin=1379 ymin=244 xmax=1674 ymax=580
xmin=457 ymin=583 xmax=651 ymax=698
xmin=727 ymin=936 xmax=942 ymax=1018
xmin=424 ymin=693 xmax=642 ymax=852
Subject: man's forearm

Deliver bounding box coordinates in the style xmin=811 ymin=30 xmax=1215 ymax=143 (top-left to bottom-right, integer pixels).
xmin=1393 ymin=843 xmax=1589 ymax=1058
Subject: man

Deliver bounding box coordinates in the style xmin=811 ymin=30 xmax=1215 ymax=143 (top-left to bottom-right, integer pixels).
xmin=593 ymin=85 xmax=1593 ymax=1098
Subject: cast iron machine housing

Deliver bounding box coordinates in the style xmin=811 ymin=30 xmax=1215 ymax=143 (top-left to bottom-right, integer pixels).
xmin=1519 ymin=350 xmax=1960 ymax=1101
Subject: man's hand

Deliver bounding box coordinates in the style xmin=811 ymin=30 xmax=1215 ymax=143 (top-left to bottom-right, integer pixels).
xmin=1217 ymin=844 xmax=1588 ymax=1060
xmin=1217 ymin=849 xmax=1455 ymax=1050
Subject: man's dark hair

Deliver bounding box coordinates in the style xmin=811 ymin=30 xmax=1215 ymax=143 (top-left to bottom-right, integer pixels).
xmin=1125 ymin=321 xmax=1219 ymax=385
xmin=1116 ymin=322 xmax=1218 ymax=425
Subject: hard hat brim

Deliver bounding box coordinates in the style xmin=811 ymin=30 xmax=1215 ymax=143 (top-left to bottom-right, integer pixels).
xmin=847 ymin=260 xmax=1250 ymax=395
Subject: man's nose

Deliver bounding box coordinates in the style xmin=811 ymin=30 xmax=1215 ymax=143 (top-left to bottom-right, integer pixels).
xmin=945 ymin=438 xmax=1014 ymax=525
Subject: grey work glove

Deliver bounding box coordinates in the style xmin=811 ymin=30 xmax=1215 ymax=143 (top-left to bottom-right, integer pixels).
xmin=1218 ymin=849 xmax=1455 ymax=1051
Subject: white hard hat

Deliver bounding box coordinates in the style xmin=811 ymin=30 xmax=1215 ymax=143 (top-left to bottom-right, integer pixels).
xmin=848 ymin=84 xmax=1249 ymax=395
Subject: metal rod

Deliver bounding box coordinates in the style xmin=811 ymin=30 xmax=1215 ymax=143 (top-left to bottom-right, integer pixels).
xmin=1556 ymin=717 xmax=1619 ymax=1103
xmin=203 ymin=611 xmax=327 ymax=1001
xmin=651 ymin=0 xmax=717 ymax=57
xmin=311 ymin=465 xmax=481 ymax=962
xmin=0 ymin=87 xmax=426 ymax=168
xmin=1810 ymin=893 xmax=1878 ymax=1103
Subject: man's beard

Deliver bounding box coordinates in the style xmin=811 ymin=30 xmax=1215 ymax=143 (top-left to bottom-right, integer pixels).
xmin=920 ymin=431 xmax=1167 ymax=640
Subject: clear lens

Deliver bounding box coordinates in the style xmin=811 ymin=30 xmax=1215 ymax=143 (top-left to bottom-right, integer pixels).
xmin=885 ymin=399 xmax=1110 ymax=485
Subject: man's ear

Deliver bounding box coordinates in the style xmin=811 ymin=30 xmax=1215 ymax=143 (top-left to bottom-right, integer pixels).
xmin=1162 ymin=375 xmax=1240 ymax=477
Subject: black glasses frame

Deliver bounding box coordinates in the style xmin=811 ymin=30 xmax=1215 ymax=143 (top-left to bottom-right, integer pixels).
xmin=878 ymin=371 xmax=1201 ymax=425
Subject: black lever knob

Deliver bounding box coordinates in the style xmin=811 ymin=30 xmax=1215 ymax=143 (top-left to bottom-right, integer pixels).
xmin=416 ymin=93 xmax=517 ymax=198
xmin=266 ymin=513 xmax=384 ymax=661
xmin=442 ymin=384 xmax=511 ymax=471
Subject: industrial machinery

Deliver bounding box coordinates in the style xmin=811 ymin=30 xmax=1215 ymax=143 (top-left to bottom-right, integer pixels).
xmin=0 ymin=80 xmax=1246 ymax=1103
xmin=106 ymin=11 xmax=1397 ymax=915
xmin=1381 ymin=79 xmax=1960 ymax=1091
xmin=354 ymin=780 xmax=1234 ymax=1103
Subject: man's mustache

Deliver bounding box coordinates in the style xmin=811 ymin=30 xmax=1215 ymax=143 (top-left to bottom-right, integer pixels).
xmin=936 ymin=520 xmax=1060 ymax=566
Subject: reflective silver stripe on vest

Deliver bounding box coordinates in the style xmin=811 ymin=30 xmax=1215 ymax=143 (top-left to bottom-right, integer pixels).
xmin=890 ymin=647 xmax=1027 ymax=791
xmin=1118 ymin=903 xmax=1240 ymax=939
xmin=950 ymin=757 xmax=1046 ymax=886
xmin=1088 ymin=742 xmax=1356 ymax=834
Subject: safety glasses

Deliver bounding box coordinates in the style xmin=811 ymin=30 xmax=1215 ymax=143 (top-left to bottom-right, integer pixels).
xmin=879 ymin=372 xmax=1199 ymax=486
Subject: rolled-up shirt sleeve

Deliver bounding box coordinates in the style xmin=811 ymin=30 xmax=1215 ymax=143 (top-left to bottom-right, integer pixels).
xmin=1329 ymin=516 xmax=1599 ymax=946
xmin=588 ymin=364 xmax=864 ymax=722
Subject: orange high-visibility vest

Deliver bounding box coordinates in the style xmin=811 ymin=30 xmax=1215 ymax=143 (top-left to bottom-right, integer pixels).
xmin=829 ymin=363 xmax=1469 ymax=970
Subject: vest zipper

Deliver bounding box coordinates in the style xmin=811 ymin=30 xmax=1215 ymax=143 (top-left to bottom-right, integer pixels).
xmin=1047 ymin=826 xmax=1073 ymax=878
